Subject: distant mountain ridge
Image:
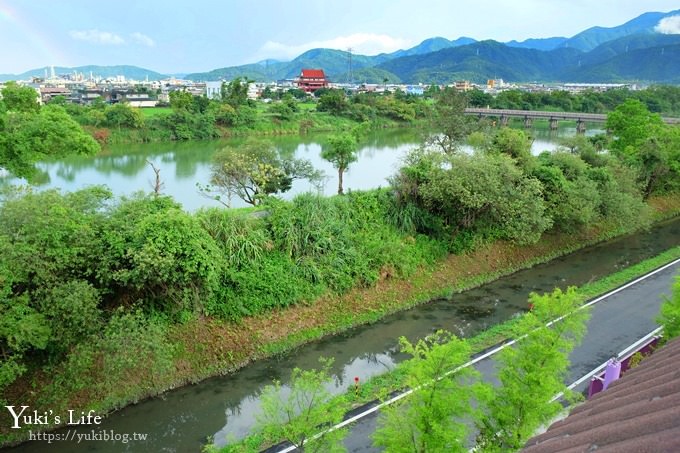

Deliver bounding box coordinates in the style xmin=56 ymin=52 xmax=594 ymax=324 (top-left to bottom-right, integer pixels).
xmin=185 ymin=9 xmax=680 ymax=84
xmin=559 ymin=9 xmax=680 ymax=51
xmin=376 ymin=34 xmax=680 ymax=84
xmin=0 ymin=65 xmax=167 ymax=82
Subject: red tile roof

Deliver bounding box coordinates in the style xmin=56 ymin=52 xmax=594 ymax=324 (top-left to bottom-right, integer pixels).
xmin=522 ymin=336 xmax=680 ymax=453
xmin=300 ymin=69 xmax=326 ymax=79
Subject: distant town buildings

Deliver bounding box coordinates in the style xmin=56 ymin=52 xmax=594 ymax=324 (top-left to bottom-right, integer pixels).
xmin=0 ymin=65 xmax=642 ymax=108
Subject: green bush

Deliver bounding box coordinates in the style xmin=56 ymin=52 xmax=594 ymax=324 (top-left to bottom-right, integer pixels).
xmin=215 ymin=252 xmax=319 ymax=320
xmin=196 ymin=208 xmax=269 ymax=269
xmin=112 ymin=209 xmax=224 ymax=315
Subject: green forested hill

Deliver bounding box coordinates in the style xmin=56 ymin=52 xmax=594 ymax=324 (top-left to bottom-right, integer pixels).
xmin=186 ymin=48 xmax=384 ymax=82
xmin=565 ymin=44 xmax=680 ymax=83
xmin=375 ymin=35 xmax=680 ymax=84
xmin=377 ymin=41 xmax=581 ymax=83
xmin=578 ymin=33 xmax=680 ymax=66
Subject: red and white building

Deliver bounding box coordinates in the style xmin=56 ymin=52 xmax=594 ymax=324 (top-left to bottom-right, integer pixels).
xmin=297 ymin=69 xmax=328 ymax=93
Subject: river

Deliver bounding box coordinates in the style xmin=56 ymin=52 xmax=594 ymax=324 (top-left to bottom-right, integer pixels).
xmin=8 ymin=218 xmax=680 ymax=453
xmin=0 ymin=124 xmax=599 ymax=210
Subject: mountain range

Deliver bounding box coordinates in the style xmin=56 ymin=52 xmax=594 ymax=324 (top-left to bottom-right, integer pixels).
xmin=185 ymin=8 xmax=680 ymax=84
xmin=2 ymin=9 xmax=679 ymax=84
xmin=0 ymin=65 xmax=166 ymax=83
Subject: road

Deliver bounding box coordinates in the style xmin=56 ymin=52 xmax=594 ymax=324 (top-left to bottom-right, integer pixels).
xmin=341 ymin=261 xmax=679 ymax=452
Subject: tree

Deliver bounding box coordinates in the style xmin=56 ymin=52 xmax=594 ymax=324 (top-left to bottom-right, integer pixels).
xmin=634 ymin=125 xmax=680 ymax=198
xmin=256 ymin=358 xmax=347 ymax=453
xmin=658 ymin=277 xmax=680 ymax=341
xmin=428 ymin=87 xmax=474 ymax=154
xmin=477 ymin=287 xmax=590 ymax=451
xmin=488 ymin=128 xmax=534 ymax=172
xmin=316 ymin=90 xmax=349 ymax=115
xmin=105 ymin=102 xmax=144 ymax=129
xmin=392 ymin=150 xmax=551 ymax=246
xmin=466 ymin=88 xmax=493 ymax=108
xmin=532 ymin=153 xmax=602 ymax=232
xmin=0 ymin=187 xmax=111 ymax=395
xmin=268 ymin=101 xmax=295 ymax=121
xmin=0 ymin=104 xmax=100 ymax=179
xmin=321 ymin=133 xmax=358 ymax=195
xmin=373 ymin=331 xmax=488 ymax=453
xmin=169 ymin=90 xmax=194 ymax=111
xmin=221 ymin=78 xmax=251 ymax=108
xmin=1 ymin=81 xmax=39 ymax=113
xmin=108 ymin=208 xmax=224 ymax=315
xmin=287 ymin=88 xmax=308 ymax=100
xmin=0 ymin=284 xmax=50 ymax=401
xmin=606 ymin=99 xmax=664 ymax=156
xmin=207 ymin=139 xmax=320 ymax=206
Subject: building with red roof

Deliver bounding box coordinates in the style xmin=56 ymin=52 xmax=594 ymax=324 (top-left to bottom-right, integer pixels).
xmin=297 ymin=69 xmax=328 ymax=93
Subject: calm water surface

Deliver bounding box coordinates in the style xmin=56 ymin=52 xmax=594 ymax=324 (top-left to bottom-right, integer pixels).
xmin=1 ymin=125 xmax=600 ymax=210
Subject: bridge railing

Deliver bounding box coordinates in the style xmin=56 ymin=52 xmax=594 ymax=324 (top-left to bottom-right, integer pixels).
xmin=464 ymin=108 xmax=607 ymax=122
xmin=464 ymin=108 xmax=680 ymax=125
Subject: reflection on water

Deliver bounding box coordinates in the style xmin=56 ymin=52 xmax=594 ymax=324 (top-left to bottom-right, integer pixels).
xmin=0 ymin=125 xmax=602 ymax=211
xmin=9 ymin=218 xmax=679 ymax=453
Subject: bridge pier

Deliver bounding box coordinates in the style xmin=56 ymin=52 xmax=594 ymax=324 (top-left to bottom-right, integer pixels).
xmin=549 ymin=118 xmax=559 ymax=130
xmin=500 ymin=115 xmax=509 ymax=127
xmin=523 ymin=117 xmax=532 ymax=128
xmin=576 ymin=119 xmax=586 ymax=134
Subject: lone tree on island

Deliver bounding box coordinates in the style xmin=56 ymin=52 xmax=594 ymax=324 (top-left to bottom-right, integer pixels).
xmin=321 ymin=133 xmax=358 ymax=195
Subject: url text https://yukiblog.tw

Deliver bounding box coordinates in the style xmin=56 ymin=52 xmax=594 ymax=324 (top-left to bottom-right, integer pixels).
xmin=29 ymin=429 xmax=148 ymax=444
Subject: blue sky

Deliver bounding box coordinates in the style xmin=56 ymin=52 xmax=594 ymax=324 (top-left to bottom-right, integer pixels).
xmin=1 ymin=0 xmax=679 ymax=74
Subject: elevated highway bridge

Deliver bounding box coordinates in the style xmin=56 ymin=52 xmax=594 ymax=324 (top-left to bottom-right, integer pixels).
xmin=464 ymin=108 xmax=680 ymax=132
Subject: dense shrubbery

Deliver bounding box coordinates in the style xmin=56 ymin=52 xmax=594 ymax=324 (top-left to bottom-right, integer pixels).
xmin=0 ymin=187 xmax=449 ymax=397
xmin=316 ymin=89 xmax=427 ymax=124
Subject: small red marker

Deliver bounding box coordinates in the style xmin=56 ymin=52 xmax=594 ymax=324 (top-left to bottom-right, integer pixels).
xmin=354 ymin=377 xmax=360 ymax=396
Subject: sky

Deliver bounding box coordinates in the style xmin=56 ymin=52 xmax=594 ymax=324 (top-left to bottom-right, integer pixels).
xmin=1 ymin=0 xmax=679 ymax=75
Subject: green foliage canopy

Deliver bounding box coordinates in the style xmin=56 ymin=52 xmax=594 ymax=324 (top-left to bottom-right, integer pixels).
xmin=0 ymin=104 xmax=100 ymax=180
xmin=321 ymin=133 xmax=358 ymax=195
xmin=658 ymin=277 xmax=680 ymax=341
xmin=208 ymin=139 xmax=320 ymax=206
xmin=373 ymin=331 xmax=488 ymax=453
xmin=477 ymin=287 xmax=590 ymax=451
xmin=0 ymin=82 xmax=39 ymax=113
xmin=256 ymin=358 xmax=348 ymax=452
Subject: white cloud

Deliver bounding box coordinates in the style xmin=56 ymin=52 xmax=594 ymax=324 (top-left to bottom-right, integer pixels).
xmin=256 ymin=33 xmax=413 ymax=61
xmin=655 ymin=15 xmax=680 ymax=34
xmin=130 ymin=32 xmax=155 ymax=47
xmin=69 ymin=29 xmax=125 ymax=45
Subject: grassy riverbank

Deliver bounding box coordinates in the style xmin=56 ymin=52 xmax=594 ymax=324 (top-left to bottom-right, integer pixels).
xmin=0 ymin=193 xmax=678 ymax=446
xmin=67 ymin=89 xmax=430 ymax=145
xmin=215 ymin=243 xmax=680 ymax=452
xmin=104 ymin=110 xmax=379 ymax=144
xmin=174 ymin=196 xmax=680 ymax=380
